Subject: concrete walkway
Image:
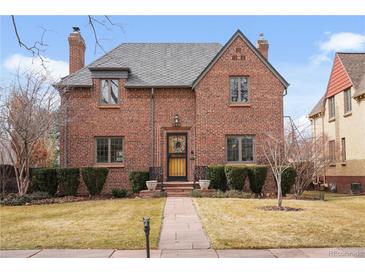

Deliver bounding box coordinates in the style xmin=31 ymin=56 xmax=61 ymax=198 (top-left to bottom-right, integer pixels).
xmin=158 ymin=197 xmax=211 ymax=251
xmin=1 ymin=247 xmax=364 ymax=258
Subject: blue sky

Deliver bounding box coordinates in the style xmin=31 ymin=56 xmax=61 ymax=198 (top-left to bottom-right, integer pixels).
xmin=1 ymin=16 xmax=365 ymax=123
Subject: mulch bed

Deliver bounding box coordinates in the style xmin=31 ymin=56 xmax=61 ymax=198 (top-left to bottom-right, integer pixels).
xmin=259 ymin=206 xmax=304 ymax=212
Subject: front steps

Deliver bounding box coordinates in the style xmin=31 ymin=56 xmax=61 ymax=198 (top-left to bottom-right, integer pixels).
xmin=159 ymin=182 xmax=194 ymax=197
xmin=139 ymin=182 xmax=196 ymax=197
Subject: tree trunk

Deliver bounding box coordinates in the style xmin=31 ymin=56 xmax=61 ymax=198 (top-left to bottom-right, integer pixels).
xmin=277 ymin=178 xmax=283 ymax=209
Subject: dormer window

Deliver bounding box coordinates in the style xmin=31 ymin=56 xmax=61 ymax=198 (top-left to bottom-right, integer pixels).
xmin=100 ymin=79 xmax=119 ymax=105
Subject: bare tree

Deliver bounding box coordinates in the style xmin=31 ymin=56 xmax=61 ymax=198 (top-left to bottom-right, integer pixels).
xmin=261 ymin=130 xmax=294 ymax=209
xmin=286 ymin=119 xmax=334 ymax=198
xmin=0 ymin=70 xmax=66 ymax=196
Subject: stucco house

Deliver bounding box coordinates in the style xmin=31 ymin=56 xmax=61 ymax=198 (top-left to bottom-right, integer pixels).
xmin=56 ymin=28 xmax=289 ymax=194
xmin=309 ymin=52 xmax=365 ymax=193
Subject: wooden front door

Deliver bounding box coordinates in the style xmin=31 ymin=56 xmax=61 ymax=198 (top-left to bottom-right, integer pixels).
xmin=167 ymin=133 xmax=187 ymax=181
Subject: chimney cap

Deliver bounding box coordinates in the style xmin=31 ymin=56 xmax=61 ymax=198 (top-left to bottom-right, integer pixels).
xmin=259 ymin=33 xmax=265 ymax=40
xmin=72 ymin=26 xmax=80 ymax=32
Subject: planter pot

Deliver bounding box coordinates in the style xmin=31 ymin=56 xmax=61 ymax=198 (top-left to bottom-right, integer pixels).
xmin=146 ymin=180 xmax=158 ymax=191
xmin=199 ymin=179 xmax=210 ymax=190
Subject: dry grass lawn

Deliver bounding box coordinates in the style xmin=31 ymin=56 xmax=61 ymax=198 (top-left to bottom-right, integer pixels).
xmin=194 ymin=195 xmax=365 ymax=249
xmin=0 ymin=198 xmax=165 ymax=250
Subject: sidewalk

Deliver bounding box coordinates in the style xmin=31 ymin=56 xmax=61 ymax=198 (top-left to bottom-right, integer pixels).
xmin=1 ymin=247 xmax=365 ymax=258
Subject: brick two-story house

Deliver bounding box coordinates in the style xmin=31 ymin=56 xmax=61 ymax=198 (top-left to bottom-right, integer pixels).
xmin=56 ymin=28 xmax=289 ymax=193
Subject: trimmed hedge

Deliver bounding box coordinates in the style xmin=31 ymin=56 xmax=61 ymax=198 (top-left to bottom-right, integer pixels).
xmin=31 ymin=168 xmax=59 ymax=196
xmin=111 ymin=188 xmax=128 ymax=198
xmin=247 ymin=165 xmax=268 ymax=195
xmin=129 ymin=171 xmax=149 ymax=193
xmin=58 ymin=168 xmax=80 ymax=196
xmin=82 ymin=167 xmax=109 ymax=196
xmin=208 ymin=165 xmax=227 ymax=191
xmin=281 ymin=167 xmax=296 ymax=196
xmin=224 ymin=165 xmax=248 ymax=191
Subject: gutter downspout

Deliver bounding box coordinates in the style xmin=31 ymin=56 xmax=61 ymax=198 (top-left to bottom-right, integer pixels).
xmin=150 ymin=88 xmax=155 ymax=168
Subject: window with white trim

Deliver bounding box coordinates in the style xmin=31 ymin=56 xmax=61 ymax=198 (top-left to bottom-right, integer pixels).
xmin=226 ymin=136 xmax=255 ymax=162
xmin=100 ymin=79 xmax=119 ymax=104
xmin=96 ymin=137 xmax=124 ymax=163
xmin=230 ymin=77 xmax=249 ymax=103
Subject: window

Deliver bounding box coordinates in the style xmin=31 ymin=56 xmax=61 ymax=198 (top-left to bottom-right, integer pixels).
xmin=328 ymin=96 xmax=335 ymax=119
xmin=344 ymin=89 xmax=352 ymax=114
xmin=226 ymin=136 xmax=255 ymax=162
xmin=96 ymin=137 xmax=124 ymax=163
xmin=341 ymin=138 xmax=346 ymax=162
xmin=329 ymin=140 xmax=336 ymax=164
xmin=100 ymin=79 xmax=119 ymax=104
xmin=230 ymin=77 xmax=249 ymax=103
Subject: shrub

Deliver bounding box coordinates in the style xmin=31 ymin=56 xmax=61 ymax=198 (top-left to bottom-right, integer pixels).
xmin=208 ymin=165 xmax=227 ymax=191
xmin=111 ymin=188 xmax=128 ymax=198
xmin=212 ymin=190 xmax=227 ymax=198
xmin=280 ymin=167 xmax=296 ymax=196
xmin=82 ymin=167 xmax=109 ymax=196
xmin=58 ymin=168 xmax=80 ymax=196
xmin=191 ymin=189 xmax=202 ymax=198
xmin=247 ymin=165 xmax=268 ymax=195
xmin=225 ymin=190 xmax=244 ymax=198
xmin=31 ymin=168 xmax=59 ymax=196
xmin=129 ymin=171 xmax=149 ymax=193
xmin=0 ymin=191 xmax=51 ymax=206
xmin=224 ymin=165 xmax=248 ymax=191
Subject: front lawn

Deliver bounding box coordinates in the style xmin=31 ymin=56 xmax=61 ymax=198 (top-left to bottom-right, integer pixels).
xmin=0 ymin=198 xmax=165 ymax=250
xmin=194 ymin=195 xmax=365 ymax=249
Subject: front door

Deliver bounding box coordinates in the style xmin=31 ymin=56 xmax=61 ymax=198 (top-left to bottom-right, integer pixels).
xmin=167 ymin=133 xmax=187 ymax=181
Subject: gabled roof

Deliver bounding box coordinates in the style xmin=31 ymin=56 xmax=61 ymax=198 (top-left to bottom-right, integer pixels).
xmin=308 ymin=95 xmax=325 ymax=118
xmin=56 ymin=43 xmax=222 ymax=88
xmin=309 ymin=52 xmax=365 ymax=118
xmin=192 ymin=29 xmax=289 ymax=89
xmin=337 ymin=53 xmax=365 ymax=98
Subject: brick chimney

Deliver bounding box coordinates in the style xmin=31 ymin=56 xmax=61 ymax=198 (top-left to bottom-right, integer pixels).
xmin=256 ymin=33 xmax=269 ymax=60
xmin=68 ymin=27 xmax=85 ymax=74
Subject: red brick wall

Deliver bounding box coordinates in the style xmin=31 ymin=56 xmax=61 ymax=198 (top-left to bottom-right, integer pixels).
xmin=61 ymin=35 xmax=285 ymax=193
xmin=194 ymin=36 xmax=286 ymax=191
xmin=61 ymin=82 xmax=196 ymax=193
xmin=326 ymin=176 xmax=365 ymax=193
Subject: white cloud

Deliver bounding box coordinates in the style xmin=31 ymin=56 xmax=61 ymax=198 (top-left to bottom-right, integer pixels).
xmin=319 ymin=32 xmax=365 ymax=52
xmin=3 ymin=54 xmax=68 ymax=82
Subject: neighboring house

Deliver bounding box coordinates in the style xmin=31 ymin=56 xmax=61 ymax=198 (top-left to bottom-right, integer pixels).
xmin=309 ymin=53 xmax=365 ymax=193
xmin=56 ymin=28 xmax=289 ymax=193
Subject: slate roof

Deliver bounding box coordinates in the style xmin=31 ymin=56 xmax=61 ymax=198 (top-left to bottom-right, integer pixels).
xmin=308 ymin=52 xmax=365 ymax=118
xmin=337 ymin=53 xmax=365 ymax=98
xmin=57 ymin=43 xmax=223 ymax=88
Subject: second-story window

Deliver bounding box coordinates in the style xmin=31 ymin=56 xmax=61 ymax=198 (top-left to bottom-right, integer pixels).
xmin=230 ymin=77 xmax=249 ymax=103
xmin=344 ymin=88 xmax=352 ymax=114
xmin=101 ymin=79 xmax=119 ymax=105
xmin=328 ymin=96 xmax=335 ymax=119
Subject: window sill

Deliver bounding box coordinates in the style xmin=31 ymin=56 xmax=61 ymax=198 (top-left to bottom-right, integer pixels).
xmin=329 ymin=163 xmax=336 ymax=167
xmin=343 ymin=112 xmax=352 ymax=117
xmin=328 ymin=117 xmax=336 ymax=123
xmin=341 ymin=161 xmax=347 ymax=166
xmin=94 ymin=163 xmax=124 ymax=168
xmin=229 ymin=103 xmax=251 ymax=108
xmin=226 ymin=161 xmax=255 ymax=165
xmin=98 ymin=105 xmax=121 ymax=109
